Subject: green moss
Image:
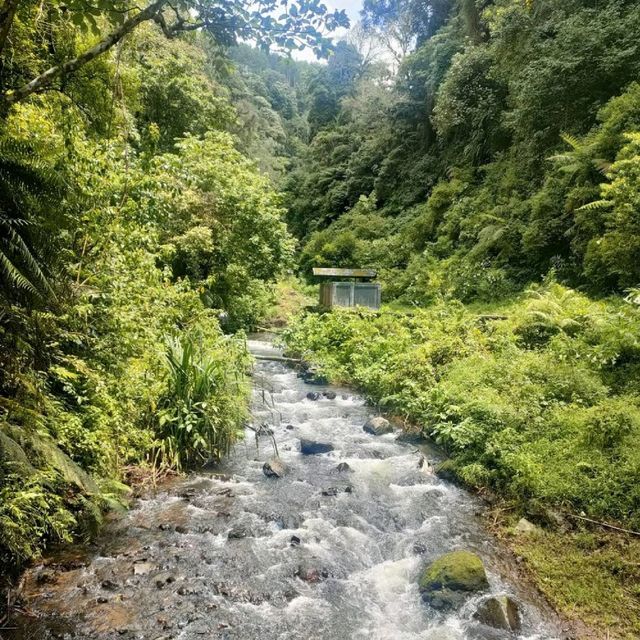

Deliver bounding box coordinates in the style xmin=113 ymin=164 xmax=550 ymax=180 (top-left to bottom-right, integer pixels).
xmin=419 ymin=550 xmax=489 ymax=592
xmin=512 ymin=529 xmax=640 ymax=639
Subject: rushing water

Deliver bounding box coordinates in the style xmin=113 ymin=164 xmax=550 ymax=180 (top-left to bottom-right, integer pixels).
xmin=7 ymin=335 xmax=563 ymax=640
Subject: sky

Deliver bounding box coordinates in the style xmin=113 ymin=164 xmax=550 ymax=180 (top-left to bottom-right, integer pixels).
xmin=291 ymin=0 xmax=364 ymax=62
xmin=334 ymin=0 xmax=363 ymax=22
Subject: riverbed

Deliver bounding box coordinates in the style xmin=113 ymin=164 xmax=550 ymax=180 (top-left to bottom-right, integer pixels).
xmin=5 ymin=335 xmax=564 ymax=639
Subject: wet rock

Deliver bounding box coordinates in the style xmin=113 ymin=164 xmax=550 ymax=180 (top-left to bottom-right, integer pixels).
xmin=36 ymin=569 xmax=58 ymax=584
xmin=133 ymin=562 xmax=154 ymax=575
xmin=434 ymin=459 xmax=459 ymax=484
xmin=101 ymin=579 xmax=119 ymax=591
xmin=396 ymin=431 xmax=429 ymax=445
xmin=263 ymin=456 xmax=288 ymax=478
xmin=175 ymin=525 xmax=188 ymax=534
xmin=321 ymin=485 xmax=352 ymax=496
xmin=306 ymin=392 xmax=321 ymax=401
xmin=296 ymin=565 xmax=329 ymax=583
xmin=303 ymin=368 xmax=328 ymax=385
xmin=228 ymin=525 xmax=251 ymax=539
xmin=299 ymin=439 xmax=334 ymax=455
xmin=323 ymin=391 xmax=337 ymax=400
xmin=154 ymin=572 xmax=176 ymax=589
xmin=363 ymin=416 xmax=393 ymax=436
xmin=474 ymin=595 xmax=521 ymax=631
xmin=285 ymin=424 xmax=295 ymax=430
xmin=419 ymin=550 xmax=489 ymax=610
xmin=290 ymin=535 xmax=301 ymax=547
xmin=514 ymin=517 xmax=540 ymax=536
xmin=96 ymin=596 xmax=109 ymax=604
xmin=333 ymin=462 xmax=353 ymax=473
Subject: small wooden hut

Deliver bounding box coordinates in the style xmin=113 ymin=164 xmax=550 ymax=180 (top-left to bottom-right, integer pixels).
xmin=313 ymin=267 xmax=381 ymax=310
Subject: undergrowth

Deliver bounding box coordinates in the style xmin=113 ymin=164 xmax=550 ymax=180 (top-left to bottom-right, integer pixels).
xmin=283 ymin=281 xmax=640 ymax=528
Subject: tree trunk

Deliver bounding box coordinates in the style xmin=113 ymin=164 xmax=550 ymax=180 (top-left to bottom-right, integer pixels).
xmin=0 ymin=0 xmax=20 ymax=58
xmin=0 ymin=0 xmax=169 ymax=109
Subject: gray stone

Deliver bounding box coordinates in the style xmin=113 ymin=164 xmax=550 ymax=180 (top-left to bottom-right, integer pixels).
xmin=514 ymin=518 xmax=540 ymax=535
xmin=228 ymin=526 xmax=250 ymax=539
xmin=395 ymin=431 xmax=428 ymax=445
xmin=363 ymin=416 xmax=393 ymax=436
xmin=263 ymin=457 xmax=288 ymax=478
xmin=474 ymin=596 xmax=521 ymax=631
xmin=299 ymin=439 xmax=334 ymax=455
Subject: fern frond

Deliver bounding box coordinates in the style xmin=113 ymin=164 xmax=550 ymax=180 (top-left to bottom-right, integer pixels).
xmin=577 ymin=199 xmax=613 ymax=212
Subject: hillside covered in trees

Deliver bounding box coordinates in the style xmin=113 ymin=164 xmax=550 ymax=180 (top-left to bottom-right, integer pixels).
xmin=0 ymin=0 xmax=347 ymax=583
xmin=273 ymin=0 xmax=640 ymax=634
xmin=1 ymin=0 xmax=640 ymax=637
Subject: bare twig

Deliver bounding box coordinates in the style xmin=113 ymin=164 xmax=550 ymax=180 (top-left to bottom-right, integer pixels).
xmin=568 ymin=514 xmax=640 ymax=537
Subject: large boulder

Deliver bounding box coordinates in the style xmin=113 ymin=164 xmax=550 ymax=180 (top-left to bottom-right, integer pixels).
xmin=263 ymin=457 xmax=288 ymax=478
xmin=363 ymin=416 xmax=393 ymax=436
xmin=419 ymin=550 xmax=489 ymax=610
xmin=299 ymin=439 xmax=334 ymax=455
xmin=474 ymin=596 xmax=521 ymax=631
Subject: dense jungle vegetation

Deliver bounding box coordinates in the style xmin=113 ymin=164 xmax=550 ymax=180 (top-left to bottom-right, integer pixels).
xmin=0 ymin=0 xmax=347 ymax=582
xmin=2 ymin=0 xmax=640 ymax=635
xmin=276 ymin=0 xmax=640 ymax=634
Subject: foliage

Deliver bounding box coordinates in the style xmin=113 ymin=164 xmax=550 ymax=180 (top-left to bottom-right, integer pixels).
xmin=0 ymin=5 xmax=299 ymax=574
xmin=285 ymin=0 xmax=640 ymax=300
xmin=283 ymin=283 xmax=640 ymax=529
xmin=155 ymin=331 xmax=249 ymax=470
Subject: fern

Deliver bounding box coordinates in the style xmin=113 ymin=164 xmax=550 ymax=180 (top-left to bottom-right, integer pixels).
xmin=0 ymin=139 xmax=61 ymax=301
xmin=577 ymin=199 xmax=613 ymax=212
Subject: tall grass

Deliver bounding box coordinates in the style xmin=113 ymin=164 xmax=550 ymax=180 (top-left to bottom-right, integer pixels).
xmin=156 ymin=332 xmax=248 ymax=470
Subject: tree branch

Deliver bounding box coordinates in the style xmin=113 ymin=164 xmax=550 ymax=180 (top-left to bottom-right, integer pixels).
xmin=0 ymin=0 xmax=169 ymax=108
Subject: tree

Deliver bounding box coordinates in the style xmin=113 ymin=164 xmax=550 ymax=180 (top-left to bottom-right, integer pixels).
xmin=0 ymin=0 xmax=349 ymax=110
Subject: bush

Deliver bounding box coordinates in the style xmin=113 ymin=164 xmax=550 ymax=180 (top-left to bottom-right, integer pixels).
xmin=155 ymin=331 xmax=249 ymax=470
xmin=283 ymin=283 xmax=640 ymax=528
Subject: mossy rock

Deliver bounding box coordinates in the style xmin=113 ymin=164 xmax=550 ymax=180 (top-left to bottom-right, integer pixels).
xmin=0 ymin=429 xmax=36 ymax=478
xmin=4 ymin=425 xmax=99 ymax=494
xmin=474 ymin=595 xmax=521 ymax=631
xmin=420 ymin=550 xmax=489 ymax=595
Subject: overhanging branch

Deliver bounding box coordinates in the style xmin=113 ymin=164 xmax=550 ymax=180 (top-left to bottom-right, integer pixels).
xmin=0 ymin=0 xmax=169 ymax=108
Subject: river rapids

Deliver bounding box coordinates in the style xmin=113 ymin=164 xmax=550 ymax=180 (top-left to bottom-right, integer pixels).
xmin=6 ymin=335 xmax=564 ymax=640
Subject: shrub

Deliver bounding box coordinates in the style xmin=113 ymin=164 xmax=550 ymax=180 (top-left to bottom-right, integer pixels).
xmin=155 ymin=331 xmax=249 ymax=470
xmin=283 ymin=283 xmax=640 ymax=528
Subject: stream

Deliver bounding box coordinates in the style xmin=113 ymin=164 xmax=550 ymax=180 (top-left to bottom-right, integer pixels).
xmin=5 ymin=335 xmax=564 ymax=640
